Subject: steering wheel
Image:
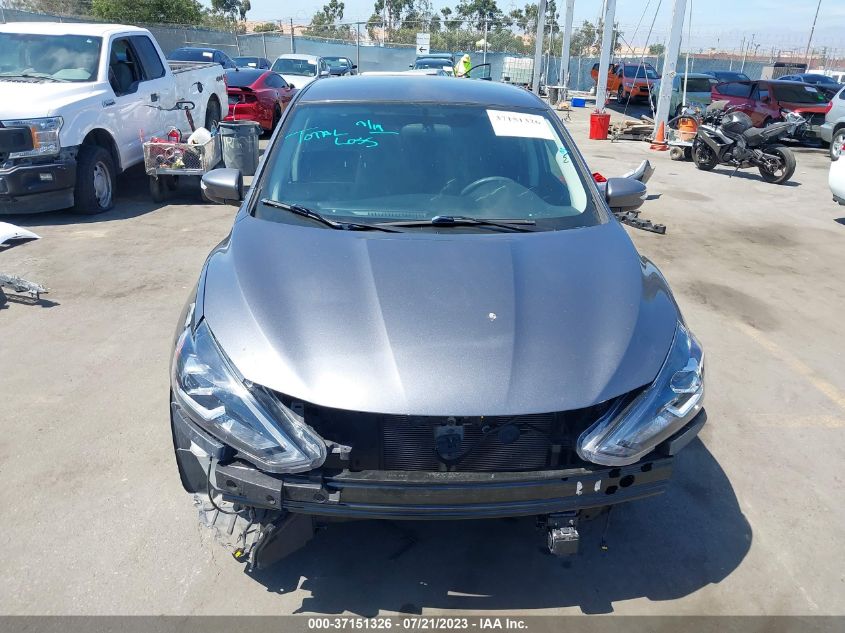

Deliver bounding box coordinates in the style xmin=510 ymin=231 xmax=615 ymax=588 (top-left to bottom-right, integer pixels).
xmin=460 ymin=176 xmax=517 ymax=197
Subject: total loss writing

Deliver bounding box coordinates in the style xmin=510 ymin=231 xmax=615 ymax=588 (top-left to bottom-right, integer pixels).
xmin=285 ymin=120 xmax=398 ymax=149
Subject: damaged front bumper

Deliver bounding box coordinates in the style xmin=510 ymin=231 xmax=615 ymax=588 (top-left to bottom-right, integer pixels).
xmin=172 ymin=402 xmax=705 ymax=520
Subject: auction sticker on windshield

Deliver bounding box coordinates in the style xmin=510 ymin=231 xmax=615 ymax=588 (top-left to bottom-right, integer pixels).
xmin=487 ymin=110 xmax=556 ymax=140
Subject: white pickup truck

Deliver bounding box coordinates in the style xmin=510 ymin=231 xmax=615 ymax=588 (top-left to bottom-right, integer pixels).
xmin=0 ymin=22 xmax=228 ymax=214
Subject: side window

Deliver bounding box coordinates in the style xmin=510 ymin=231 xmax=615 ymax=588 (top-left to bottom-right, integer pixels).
xmin=108 ymin=38 xmax=142 ymax=96
xmin=130 ymin=36 xmax=165 ymax=80
xmin=758 ymin=85 xmax=770 ymax=101
xmin=265 ymin=73 xmax=283 ymax=88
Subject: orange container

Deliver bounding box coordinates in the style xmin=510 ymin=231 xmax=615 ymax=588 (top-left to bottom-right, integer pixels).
xmin=677 ymin=116 xmax=698 ymax=142
xmin=589 ymin=112 xmax=611 ymax=140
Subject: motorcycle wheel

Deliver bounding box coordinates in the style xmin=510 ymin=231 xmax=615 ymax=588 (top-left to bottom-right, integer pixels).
xmin=692 ymin=139 xmax=718 ymax=171
xmin=758 ymin=144 xmax=796 ymax=184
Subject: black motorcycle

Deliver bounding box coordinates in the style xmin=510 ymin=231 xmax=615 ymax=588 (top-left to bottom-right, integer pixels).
xmin=691 ymin=100 xmax=805 ymax=184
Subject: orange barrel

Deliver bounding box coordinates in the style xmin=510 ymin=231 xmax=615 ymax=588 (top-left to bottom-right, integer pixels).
xmin=589 ymin=112 xmax=611 ymax=140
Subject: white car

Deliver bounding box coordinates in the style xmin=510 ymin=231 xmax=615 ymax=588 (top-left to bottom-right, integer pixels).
xmin=0 ymin=22 xmax=228 ymax=214
xmin=270 ymin=54 xmax=329 ymax=89
xmin=831 ymin=142 xmax=845 ymax=205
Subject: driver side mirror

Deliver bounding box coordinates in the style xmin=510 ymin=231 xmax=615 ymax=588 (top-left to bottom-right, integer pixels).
xmin=605 ymin=177 xmax=647 ymax=212
xmin=201 ymin=169 xmax=243 ymax=206
xmin=320 ymin=70 xmax=330 ymax=77
xmin=351 ymin=64 xmax=358 ymax=69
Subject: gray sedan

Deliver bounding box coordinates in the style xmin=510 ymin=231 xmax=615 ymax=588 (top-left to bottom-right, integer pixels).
xmin=173 ymin=76 xmax=706 ymax=569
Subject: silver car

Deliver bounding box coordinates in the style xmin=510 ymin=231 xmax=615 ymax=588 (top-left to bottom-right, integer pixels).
xmin=173 ymin=76 xmax=706 ymax=569
xmin=821 ymin=85 xmax=845 ymax=159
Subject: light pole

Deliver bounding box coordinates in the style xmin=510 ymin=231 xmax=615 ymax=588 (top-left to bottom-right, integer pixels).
xmin=531 ymin=0 xmax=548 ymax=96
xmin=594 ymin=0 xmax=616 ymax=110
xmin=804 ymin=0 xmax=822 ymax=66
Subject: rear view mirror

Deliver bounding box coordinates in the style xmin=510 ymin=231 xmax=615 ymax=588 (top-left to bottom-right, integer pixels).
xmin=605 ymin=177 xmax=647 ymax=212
xmin=201 ymin=169 xmax=243 ymax=206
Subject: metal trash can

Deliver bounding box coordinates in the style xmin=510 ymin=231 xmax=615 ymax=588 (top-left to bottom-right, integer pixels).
xmin=218 ymin=121 xmax=261 ymax=176
xmin=548 ymin=86 xmax=560 ymax=105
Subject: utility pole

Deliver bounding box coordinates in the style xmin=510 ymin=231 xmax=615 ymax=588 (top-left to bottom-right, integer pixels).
xmin=653 ymin=0 xmax=687 ymax=138
xmin=531 ymin=0 xmax=548 ymax=96
xmin=290 ymin=19 xmax=296 ymax=54
xmin=804 ymin=0 xmax=822 ymax=66
xmin=740 ymin=33 xmax=754 ymax=72
xmin=594 ymin=0 xmax=616 ymax=111
xmin=559 ymin=0 xmax=575 ymax=89
xmin=483 ymin=18 xmax=488 ymax=65
xmin=356 ymin=22 xmax=361 ymax=71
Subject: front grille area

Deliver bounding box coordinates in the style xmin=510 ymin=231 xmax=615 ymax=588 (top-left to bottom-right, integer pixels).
xmin=282 ymin=396 xmax=622 ymax=473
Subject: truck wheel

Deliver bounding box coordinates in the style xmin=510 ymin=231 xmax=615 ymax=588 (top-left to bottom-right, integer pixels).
xmin=149 ymin=176 xmax=166 ymax=203
xmin=616 ymin=86 xmax=627 ymax=103
xmin=205 ymin=98 xmax=221 ymax=131
xmin=830 ymin=129 xmax=845 ymax=161
xmin=72 ymin=145 xmax=115 ymax=214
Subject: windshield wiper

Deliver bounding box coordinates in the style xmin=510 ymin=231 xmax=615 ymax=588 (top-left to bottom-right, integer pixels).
xmin=259 ymin=199 xmax=403 ymax=232
xmin=0 ymin=72 xmax=70 ymax=82
xmin=378 ymin=215 xmax=537 ymax=233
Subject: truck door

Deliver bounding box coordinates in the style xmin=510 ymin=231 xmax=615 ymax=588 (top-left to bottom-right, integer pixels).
xmin=130 ymin=35 xmax=175 ymax=138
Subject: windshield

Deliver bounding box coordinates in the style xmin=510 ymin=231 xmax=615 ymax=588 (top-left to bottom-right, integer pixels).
xmin=681 ymin=78 xmax=713 ymax=93
xmin=714 ymin=72 xmax=749 ymax=82
xmin=623 ymin=65 xmax=659 ymax=79
xmin=324 ymin=57 xmax=349 ymax=68
xmin=772 ymin=83 xmax=828 ymax=104
xmin=415 ymin=59 xmax=452 ymax=70
xmin=804 ymin=74 xmax=838 ymax=85
xmin=234 ymin=57 xmax=259 ymax=66
xmin=225 ymin=69 xmax=265 ymax=87
xmin=169 ymin=49 xmax=215 ymax=62
xmin=272 ymin=58 xmax=317 ymax=76
xmin=0 ymin=33 xmax=101 ymax=82
xmin=257 ymin=103 xmax=598 ymax=230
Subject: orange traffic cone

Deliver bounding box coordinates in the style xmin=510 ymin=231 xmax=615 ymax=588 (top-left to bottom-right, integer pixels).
xmin=650 ymin=121 xmax=668 ymax=151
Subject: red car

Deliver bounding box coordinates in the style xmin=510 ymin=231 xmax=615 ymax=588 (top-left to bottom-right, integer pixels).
xmin=223 ymin=69 xmax=296 ymax=132
xmin=711 ymin=79 xmax=830 ymax=138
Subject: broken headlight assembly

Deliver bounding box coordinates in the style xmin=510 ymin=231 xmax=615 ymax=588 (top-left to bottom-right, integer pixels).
xmin=172 ymin=319 xmax=326 ymax=473
xmin=1 ymin=116 xmax=62 ymax=158
xmin=578 ymin=322 xmax=704 ymax=467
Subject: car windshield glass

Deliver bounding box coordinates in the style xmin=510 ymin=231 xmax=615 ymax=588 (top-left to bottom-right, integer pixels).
xmin=715 ymin=72 xmax=749 ymax=81
xmin=624 ymin=66 xmax=658 ymax=79
xmin=256 ymin=103 xmax=599 ymax=231
xmin=168 ymin=49 xmax=214 ymax=62
xmin=234 ymin=57 xmax=258 ymax=66
xmin=324 ymin=58 xmax=348 ymax=68
xmin=272 ymin=58 xmax=317 ymax=76
xmin=772 ymin=83 xmax=828 ymax=103
xmin=0 ymin=33 xmax=102 ymax=82
xmin=682 ymin=78 xmax=713 ymax=92
xmin=415 ymin=59 xmax=451 ymax=69
xmin=226 ymin=69 xmax=265 ymax=86
xmin=805 ymin=75 xmax=837 ymax=85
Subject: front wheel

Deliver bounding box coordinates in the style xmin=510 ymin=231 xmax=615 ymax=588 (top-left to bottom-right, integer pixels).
xmin=617 ymin=86 xmax=628 ymax=103
xmin=72 ymin=144 xmax=115 ymax=214
xmin=692 ymin=139 xmax=718 ymax=171
xmin=758 ymin=144 xmax=796 ymax=184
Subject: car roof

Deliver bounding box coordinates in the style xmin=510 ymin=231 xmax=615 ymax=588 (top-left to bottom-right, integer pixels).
xmin=676 ymin=73 xmax=713 ymax=79
xmin=299 ymin=75 xmax=544 ymax=108
xmin=172 ymin=46 xmax=223 ymax=53
xmin=0 ymin=21 xmax=148 ymax=38
xmin=277 ymin=54 xmax=321 ymax=62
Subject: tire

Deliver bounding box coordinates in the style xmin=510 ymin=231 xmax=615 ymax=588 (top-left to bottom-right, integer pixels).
xmin=205 ymin=97 xmax=221 ymax=131
xmin=616 ymin=86 xmax=628 ymax=103
xmin=149 ymin=176 xmax=166 ymax=203
xmin=758 ymin=144 xmax=796 ymax=184
xmin=669 ymin=146 xmax=685 ymax=161
xmin=72 ymin=144 xmax=115 ymax=214
xmin=271 ymin=105 xmax=281 ymax=131
xmin=692 ymin=139 xmax=718 ymax=171
xmin=830 ymin=128 xmax=845 ymax=161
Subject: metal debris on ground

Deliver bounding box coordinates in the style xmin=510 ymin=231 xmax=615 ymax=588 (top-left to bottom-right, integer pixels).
xmin=0 ymin=274 xmax=48 ymax=300
xmin=610 ymin=116 xmax=656 ymax=142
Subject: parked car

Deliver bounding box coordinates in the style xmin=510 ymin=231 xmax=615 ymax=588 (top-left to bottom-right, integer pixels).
xmin=271 ymin=54 xmax=329 ymax=88
xmin=778 ymin=73 xmax=843 ymax=100
xmin=591 ymin=62 xmax=660 ymax=105
xmin=323 ymin=56 xmax=357 ymax=76
xmin=168 ymin=47 xmax=237 ymax=70
xmin=0 ymin=23 xmax=227 ymax=214
xmin=710 ymin=79 xmax=831 ymax=138
xmin=820 ymin=85 xmax=845 ymax=159
xmin=670 ymin=73 xmax=717 ymax=116
xmin=830 ymin=141 xmax=845 ymax=204
xmin=177 ymin=76 xmax=707 ymax=569
xmin=233 ymin=56 xmax=271 ymax=70
xmin=705 ymin=70 xmax=750 ymax=82
xmin=411 ymin=56 xmax=455 ymax=74
xmin=223 ymin=69 xmax=295 ymax=132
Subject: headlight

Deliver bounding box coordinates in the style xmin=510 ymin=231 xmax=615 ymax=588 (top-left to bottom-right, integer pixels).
xmin=578 ymin=322 xmax=704 ymax=466
xmin=172 ymin=319 xmax=326 ymax=473
xmin=1 ymin=117 xmax=63 ymax=158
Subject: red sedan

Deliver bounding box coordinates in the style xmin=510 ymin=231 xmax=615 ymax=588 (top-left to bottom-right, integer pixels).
xmin=223 ymin=69 xmax=296 ymax=132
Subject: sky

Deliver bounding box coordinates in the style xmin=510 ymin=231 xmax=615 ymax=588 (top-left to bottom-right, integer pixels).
xmin=239 ymin=0 xmax=845 ymax=56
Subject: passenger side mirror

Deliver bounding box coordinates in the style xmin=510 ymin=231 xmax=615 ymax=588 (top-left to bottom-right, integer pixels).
xmin=351 ymin=64 xmax=358 ymax=69
xmin=288 ymin=83 xmax=295 ymax=89
xmin=605 ymin=177 xmax=647 ymax=212
xmin=320 ymin=70 xmax=330 ymax=77
xmin=201 ymin=169 xmax=243 ymax=206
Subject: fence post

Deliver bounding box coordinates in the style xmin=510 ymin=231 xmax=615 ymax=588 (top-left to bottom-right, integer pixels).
xmin=263 ymin=33 xmax=267 ymax=59
xmin=290 ymin=19 xmax=295 ymax=54
xmin=356 ymin=22 xmax=361 ymax=71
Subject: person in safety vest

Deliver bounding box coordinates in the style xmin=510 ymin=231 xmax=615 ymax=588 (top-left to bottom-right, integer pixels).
xmin=455 ymin=54 xmax=471 ymax=77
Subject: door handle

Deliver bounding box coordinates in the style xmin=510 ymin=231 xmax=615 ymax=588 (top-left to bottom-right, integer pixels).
xmin=151 ymin=93 xmax=159 ymax=102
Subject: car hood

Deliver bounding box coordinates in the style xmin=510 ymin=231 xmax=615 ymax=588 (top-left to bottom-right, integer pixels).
xmin=201 ymin=215 xmax=679 ymax=416
xmin=278 ymin=74 xmax=316 ymax=88
xmin=0 ymin=81 xmax=103 ymax=118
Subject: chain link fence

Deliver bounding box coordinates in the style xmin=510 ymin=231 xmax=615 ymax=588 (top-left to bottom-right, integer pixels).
xmin=1 ymin=7 xmax=771 ymax=89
